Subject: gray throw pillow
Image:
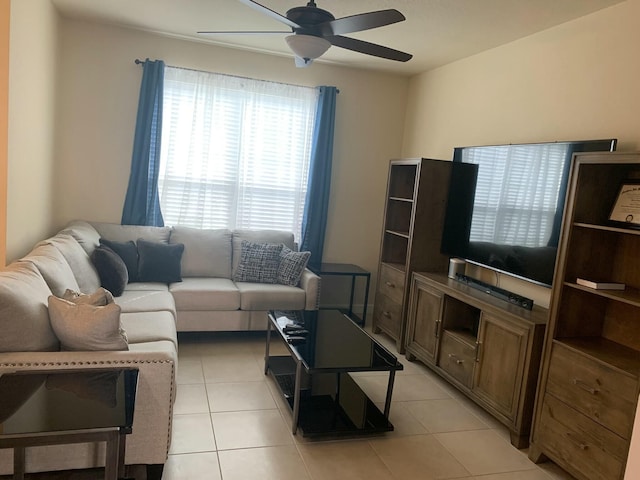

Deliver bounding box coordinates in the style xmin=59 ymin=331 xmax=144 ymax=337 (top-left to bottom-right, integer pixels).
xmin=48 ymin=294 xmax=128 ymax=351
xmin=91 ymin=245 xmax=128 ymax=296
xmin=233 ymin=241 xmax=283 ymax=284
xmin=137 ymin=239 xmax=184 ymax=283
xmin=277 ymin=245 xmax=311 ymax=286
xmin=99 ymin=238 xmax=139 ymax=282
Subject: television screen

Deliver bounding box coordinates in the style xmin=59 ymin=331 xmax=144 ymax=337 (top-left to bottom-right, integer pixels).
xmin=441 ymin=139 xmax=617 ymax=287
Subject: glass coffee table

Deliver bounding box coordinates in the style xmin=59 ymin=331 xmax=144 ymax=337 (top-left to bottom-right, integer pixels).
xmin=0 ymin=368 xmax=138 ymax=480
xmin=265 ymin=309 xmax=403 ymax=437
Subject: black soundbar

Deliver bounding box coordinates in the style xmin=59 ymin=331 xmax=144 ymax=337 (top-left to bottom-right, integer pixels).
xmin=455 ymin=273 xmax=534 ymax=310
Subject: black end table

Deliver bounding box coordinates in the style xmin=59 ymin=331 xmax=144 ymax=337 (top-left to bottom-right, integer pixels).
xmin=0 ymin=368 xmax=138 ymax=480
xmin=309 ymin=263 xmax=371 ymax=326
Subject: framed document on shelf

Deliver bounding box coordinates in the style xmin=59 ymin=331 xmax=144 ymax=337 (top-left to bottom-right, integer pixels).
xmin=609 ymin=181 xmax=640 ymax=229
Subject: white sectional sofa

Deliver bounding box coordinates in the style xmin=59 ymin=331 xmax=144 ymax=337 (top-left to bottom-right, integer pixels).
xmin=0 ymin=220 xmax=320 ymax=477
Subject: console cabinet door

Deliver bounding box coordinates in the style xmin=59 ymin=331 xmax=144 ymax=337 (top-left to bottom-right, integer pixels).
xmin=405 ymin=277 xmax=443 ymax=366
xmin=473 ymin=313 xmax=527 ymax=422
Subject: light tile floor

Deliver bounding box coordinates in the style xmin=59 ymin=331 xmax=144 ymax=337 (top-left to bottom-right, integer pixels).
xmin=164 ymin=328 xmax=578 ymax=480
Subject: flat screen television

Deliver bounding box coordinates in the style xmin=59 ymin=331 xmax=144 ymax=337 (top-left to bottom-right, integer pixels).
xmin=441 ymin=139 xmax=617 ymax=287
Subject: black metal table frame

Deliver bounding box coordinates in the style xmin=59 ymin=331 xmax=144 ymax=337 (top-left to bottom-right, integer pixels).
xmin=311 ymin=263 xmax=371 ymax=326
xmin=0 ymin=428 xmax=127 ymax=480
xmin=0 ymin=367 xmax=137 ymax=480
xmin=264 ymin=311 xmax=398 ymax=435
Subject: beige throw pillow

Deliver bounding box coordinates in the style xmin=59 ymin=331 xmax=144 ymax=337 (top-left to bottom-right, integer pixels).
xmin=62 ymin=287 xmax=114 ymax=306
xmin=48 ymin=294 xmax=128 ymax=351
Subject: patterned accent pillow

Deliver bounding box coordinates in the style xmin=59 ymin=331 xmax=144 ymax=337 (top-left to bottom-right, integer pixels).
xmin=277 ymin=245 xmax=311 ymax=286
xmin=233 ymin=241 xmax=283 ymax=284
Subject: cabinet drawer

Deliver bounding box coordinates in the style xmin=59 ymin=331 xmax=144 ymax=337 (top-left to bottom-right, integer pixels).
xmin=378 ymin=264 xmax=405 ymax=304
xmin=373 ymin=293 xmax=402 ymax=337
xmin=439 ymin=330 xmax=476 ymax=388
xmin=537 ymin=393 xmax=627 ymax=480
xmin=547 ymin=342 xmax=637 ymax=439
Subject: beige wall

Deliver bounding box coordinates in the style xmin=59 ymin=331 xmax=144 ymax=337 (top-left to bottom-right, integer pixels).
xmin=53 ymin=19 xmax=409 ymax=290
xmin=7 ymin=0 xmax=59 ymax=262
xmin=0 ymin=0 xmax=9 ymax=265
xmin=401 ymin=0 xmax=640 ymax=308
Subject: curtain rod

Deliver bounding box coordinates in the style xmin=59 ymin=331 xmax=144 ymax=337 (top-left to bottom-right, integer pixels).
xmin=134 ymin=58 xmax=339 ymax=93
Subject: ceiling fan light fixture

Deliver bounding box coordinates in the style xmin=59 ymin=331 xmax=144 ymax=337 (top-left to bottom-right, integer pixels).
xmin=285 ymin=34 xmax=331 ymax=61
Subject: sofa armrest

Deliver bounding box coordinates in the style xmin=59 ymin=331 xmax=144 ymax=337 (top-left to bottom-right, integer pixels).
xmin=0 ymin=349 xmax=176 ymax=468
xmin=300 ymin=268 xmax=321 ymax=310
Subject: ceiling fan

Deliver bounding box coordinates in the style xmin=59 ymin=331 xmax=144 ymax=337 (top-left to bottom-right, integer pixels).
xmin=198 ymin=0 xmax=412 ymax=67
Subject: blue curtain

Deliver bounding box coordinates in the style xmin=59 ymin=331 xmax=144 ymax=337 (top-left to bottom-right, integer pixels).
xmin=301 ymin=86 xmax=337 ymax=268
xmin=121 ymin=59 xmax=165 ymax=226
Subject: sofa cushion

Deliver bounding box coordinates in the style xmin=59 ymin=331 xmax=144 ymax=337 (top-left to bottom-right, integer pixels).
xmin=170 ymin=226 xmax=232 ymax=278
xmin=0 ymin=262 xmax=58 ymax=352
xmin=19 ymin=243 xmax=81 ymax=297
xmin=60 ymin=220 xmax=101 ymax=256
xmin=236 ymin=282 xmax=306 ymax=310
xmin=48 ymin=295 xmax=128 ymax=351
xmin=232 ymin=230 xmax=295 ymax=276
xmin=124 ymin=282 xmax=169 ymax=292
xmin=91 ymin=245 xmax=128 ymax=296
xmin=137 ymin=240 xmax=184 ymax=283
xmin=121 ymin=311 xmax=178 ymax=349
xmin=114 ymin=290 xmax=176 ymax=319
xmin=233 ymin=241 xmax=283 ymax=284
xmin=39 ymin=234 xmax=101 ymax=294
xmin=99 ymin=238 xmax=139 ymax=282
xmin=277 ymin=245 xmax=311 ymax=286
xmin=92 ymin=222 xmax=171 ymax=244
xmin=170 ymin=278 xmax=240 ymax=311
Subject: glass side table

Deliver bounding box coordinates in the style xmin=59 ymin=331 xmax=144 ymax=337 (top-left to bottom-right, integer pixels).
xmin=265 ymin=309 xmax=403 ymax=436
xmin=309 ymin=263 xmax=371 ymax=326
xmin=0 ymin=368 xmax=138 ymax=480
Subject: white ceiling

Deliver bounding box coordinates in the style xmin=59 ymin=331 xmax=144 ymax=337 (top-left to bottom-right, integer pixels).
xmin=51 ymin=0 xmax=625 ymax=75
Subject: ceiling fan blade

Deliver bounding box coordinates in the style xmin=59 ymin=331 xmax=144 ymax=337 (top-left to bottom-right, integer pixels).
xmin=326 ymin=35 xmax=412 ymax=62
xmin=316 ymin=9 xmax=406 ymax=36
xmin=238 ymin=0 xmax=300 ymax=29
xmin=198 ymin=30 xmax=290 ymax=35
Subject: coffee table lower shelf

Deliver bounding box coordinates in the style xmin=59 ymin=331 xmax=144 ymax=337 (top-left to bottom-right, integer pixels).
xmin=266 ymin=355 xmax=393 ymax=437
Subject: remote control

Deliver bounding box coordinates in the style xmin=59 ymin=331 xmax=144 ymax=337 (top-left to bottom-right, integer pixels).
xmin=287 ymin=336 xmax=307 ymax=345
xmin=283 ymin=325 xmax=307 ymax=334
xmin=283 ymin=327 xmax=309 ymax=336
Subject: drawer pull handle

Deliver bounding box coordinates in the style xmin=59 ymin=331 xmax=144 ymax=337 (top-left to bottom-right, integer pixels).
xmin=567 ymin=432 xmax=589 ymax=451
xmin=572 ymin=378 xmax=599 ymax=395
xmin=448 ymin=353 xmax=464 ymax=365
xmin=382 ymin=311 xmax=391 ymax=318
xmin=385 ymin=282 xmax=396 ymax=288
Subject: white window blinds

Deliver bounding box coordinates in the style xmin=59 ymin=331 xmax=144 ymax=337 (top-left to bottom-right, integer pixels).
xmin=463 ymin=144 xmax=567 ymax=247
xmin=158 ymin=67 xmax=318 ymax=241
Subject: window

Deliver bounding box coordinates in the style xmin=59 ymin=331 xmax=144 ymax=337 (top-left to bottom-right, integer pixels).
xmin=464 ymin=144 xmax=567 ymax=247
xmin=158 ymin=67 xmax=317 ymax=241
